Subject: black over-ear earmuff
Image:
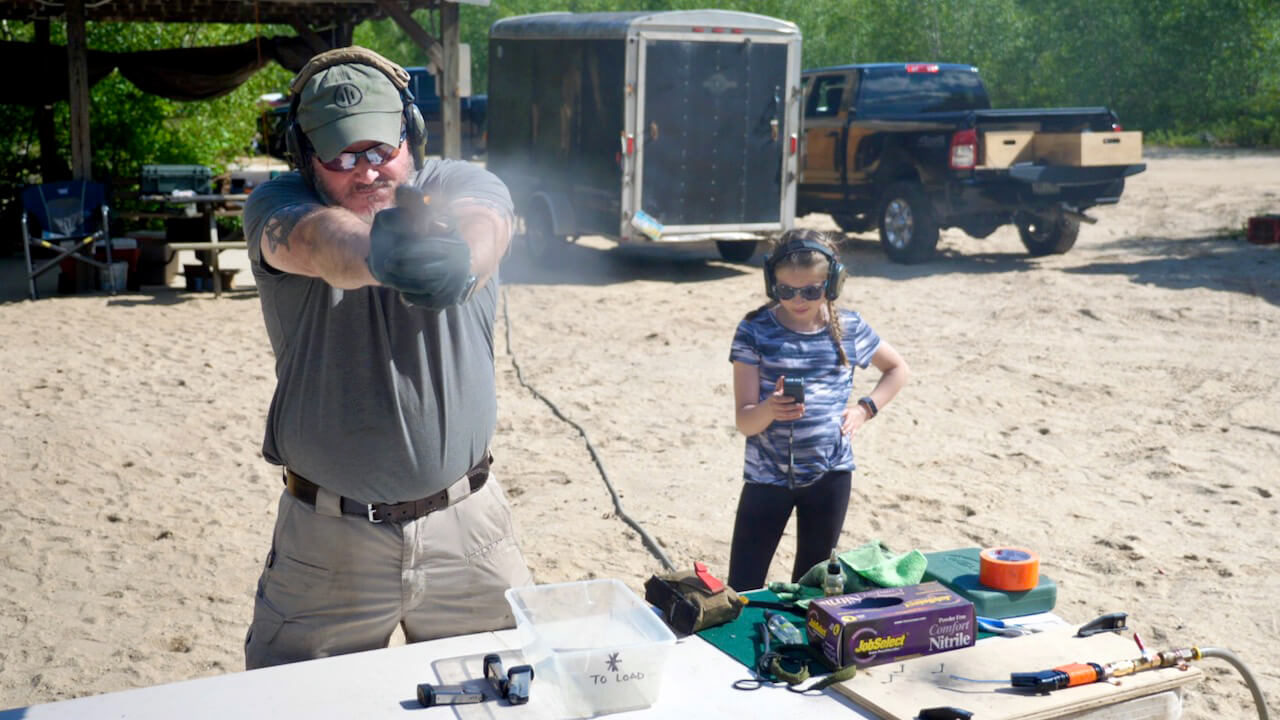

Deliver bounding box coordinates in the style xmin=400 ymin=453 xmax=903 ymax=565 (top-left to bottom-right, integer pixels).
xmin=284 ymin=46 xmax=427 ymax=190
xmin=763 ymin=236 xmax=845 ymax=301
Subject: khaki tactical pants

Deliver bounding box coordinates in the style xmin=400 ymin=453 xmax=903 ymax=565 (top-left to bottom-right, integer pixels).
xmin=244 ymin=473 xmax=532 ymax=669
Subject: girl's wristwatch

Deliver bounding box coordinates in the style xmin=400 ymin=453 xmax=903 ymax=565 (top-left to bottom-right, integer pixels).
xmin=858 ymin=396 xmax=878 ymax=419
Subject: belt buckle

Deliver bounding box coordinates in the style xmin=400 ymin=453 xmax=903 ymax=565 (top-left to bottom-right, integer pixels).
xmin=366 ymin=504 xmax=383 ymax=524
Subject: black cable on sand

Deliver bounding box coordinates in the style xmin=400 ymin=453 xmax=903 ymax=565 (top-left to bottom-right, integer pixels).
xmin=501 ymin=288 xmax=675 ymax=571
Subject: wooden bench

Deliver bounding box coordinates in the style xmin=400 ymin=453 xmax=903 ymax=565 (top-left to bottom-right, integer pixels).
xmin=167 ymin=241 xmax=248 ymax=295
xmin=165 ymin=241 xmax=248 ymax=252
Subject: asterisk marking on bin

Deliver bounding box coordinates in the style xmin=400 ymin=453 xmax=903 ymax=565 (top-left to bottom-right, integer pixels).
xmin=606 ymin=653 xmax=621 ymax=672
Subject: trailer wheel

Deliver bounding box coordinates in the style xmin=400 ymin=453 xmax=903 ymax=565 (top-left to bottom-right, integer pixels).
xmin=521 ymin=205 xmax=566 ymax=264
xmin=1015 ymin=211 xmax=1079 ymax=256
xmin=715 ymin=240 xmax=757 ymax=263
xmin=877 ymin=181 xmax=939 ymax=264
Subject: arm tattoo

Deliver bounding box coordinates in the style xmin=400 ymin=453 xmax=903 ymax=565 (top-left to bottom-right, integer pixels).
xmin=263 ymin=204 xmax=320 ymax=255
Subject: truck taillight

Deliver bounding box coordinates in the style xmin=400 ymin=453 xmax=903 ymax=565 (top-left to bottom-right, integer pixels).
xmin=949 ymin=128 xmax=977 ymax=170
xmin=905 ymin=63 xmax=939 ymax=73
xmin=1112 ymin=122 xmax=1124 ymax=132
xmin=620 ymin=133 xmax=634 ymax=156
xmin=789 ymin=134 xmax=797 ymax=155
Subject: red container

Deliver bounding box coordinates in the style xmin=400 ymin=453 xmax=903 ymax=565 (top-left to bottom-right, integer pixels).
xmin=1247 ymin=215 xmax=1280 ymax=245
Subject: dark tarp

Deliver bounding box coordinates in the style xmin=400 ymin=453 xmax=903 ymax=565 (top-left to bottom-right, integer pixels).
xmin=6 ymin=36 xmax=320 ymax=105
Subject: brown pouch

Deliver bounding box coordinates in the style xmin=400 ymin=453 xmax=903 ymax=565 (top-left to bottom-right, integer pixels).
xmin=644 ymin=562 xmax=744 ymax=636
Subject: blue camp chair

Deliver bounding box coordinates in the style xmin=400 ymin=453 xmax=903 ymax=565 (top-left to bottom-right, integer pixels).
xmin=20 ymin=180 xmax=114 ymax=300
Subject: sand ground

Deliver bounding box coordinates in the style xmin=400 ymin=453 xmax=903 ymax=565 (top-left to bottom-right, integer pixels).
xmin=1 ymin=148 xmax=1277 ymax=718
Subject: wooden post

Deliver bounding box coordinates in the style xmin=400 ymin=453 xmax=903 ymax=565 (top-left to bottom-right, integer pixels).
xmin=373 ymin=0 xmax=445 ymax=72
xmin=206 ymin=203 xmax=223 ymax=297
xmin=66 ymin=0 xmax=92 ymax=180
xmin=34 ymin=20 xmax=62 ymax=182
xmin=374 ymin=0 xmax=456 ymax=157
xmin=440 ymin=1 xmax=461 ymax=159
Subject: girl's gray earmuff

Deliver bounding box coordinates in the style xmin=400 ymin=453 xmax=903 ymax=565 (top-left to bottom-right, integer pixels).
xmin=763 ymin=236 xmax=845 ymax=301
xmin=284 ymin=47 xmax=427 ymax=189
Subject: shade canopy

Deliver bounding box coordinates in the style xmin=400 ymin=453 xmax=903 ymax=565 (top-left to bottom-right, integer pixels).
xmin=0 ymin=0 xmax=435 ymax=26
xmin=0 ymin=0 xmax=477 ymax=176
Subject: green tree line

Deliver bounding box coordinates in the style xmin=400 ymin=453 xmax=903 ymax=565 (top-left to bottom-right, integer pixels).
xmin=412 ymin=0 xmax=1279 ymax=147
xmin=1 ymin=0 xmax=1276 ymax=196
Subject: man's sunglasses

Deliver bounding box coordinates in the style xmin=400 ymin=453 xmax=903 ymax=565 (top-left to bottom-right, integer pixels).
xmin=315 ymin=129 xmax=407 ymax=172
xmin=775 ymin=282 xmax=826 ymax=301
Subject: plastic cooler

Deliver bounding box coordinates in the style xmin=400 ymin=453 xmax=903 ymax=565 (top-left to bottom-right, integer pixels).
xmin=504 ymin=579 xmax=676 ymax=718
xmin=141 ymin=164 xmax=212 ymax=195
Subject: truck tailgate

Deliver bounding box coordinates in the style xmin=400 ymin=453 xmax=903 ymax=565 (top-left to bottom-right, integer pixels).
xmin=973 ymin=107 xmax=1115 ymax=132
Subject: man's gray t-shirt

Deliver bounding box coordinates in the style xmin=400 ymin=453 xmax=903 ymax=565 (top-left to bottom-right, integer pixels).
xmin=243 ymin=160 xmax=512 ymax=503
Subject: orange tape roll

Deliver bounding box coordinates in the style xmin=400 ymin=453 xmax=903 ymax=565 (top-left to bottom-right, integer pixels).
xmin=979 ymin=547 xmax=1040 ymax=592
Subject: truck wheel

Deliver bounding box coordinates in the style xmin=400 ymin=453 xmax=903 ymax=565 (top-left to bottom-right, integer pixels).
xmin=715 ymin=240 xmax=757 ymax=263
xmin=521 ymin=206 xmax=566 ymax=264
xmin=1016 ymin=211 xmax=1079 ymax=256
xmin=877 ymin=182 xmax=939 ymax=264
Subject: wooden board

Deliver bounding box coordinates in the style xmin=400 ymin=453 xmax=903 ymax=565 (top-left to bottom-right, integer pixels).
xmin=833 ymin=626 xmax=1201 ymax=720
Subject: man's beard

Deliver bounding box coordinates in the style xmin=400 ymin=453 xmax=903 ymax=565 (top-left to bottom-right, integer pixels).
xmin=315 ymin=174 xmax=395 ymax=223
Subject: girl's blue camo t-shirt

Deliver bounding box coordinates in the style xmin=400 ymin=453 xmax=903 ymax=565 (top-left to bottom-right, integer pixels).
xmin=730 ymin=307 xmax=880 ymax=487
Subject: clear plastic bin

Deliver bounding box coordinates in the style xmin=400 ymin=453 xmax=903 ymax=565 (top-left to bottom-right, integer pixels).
xmin=505 ymin=579 xmax=676 ymax=717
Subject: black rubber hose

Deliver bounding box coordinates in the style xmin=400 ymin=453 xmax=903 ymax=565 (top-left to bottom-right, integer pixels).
xmin=500 ymin=288 xmax=675 ymax=571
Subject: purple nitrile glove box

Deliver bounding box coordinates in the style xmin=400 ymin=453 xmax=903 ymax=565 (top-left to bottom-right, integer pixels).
xmin=805 ymin=581 xmax=976 ymax=669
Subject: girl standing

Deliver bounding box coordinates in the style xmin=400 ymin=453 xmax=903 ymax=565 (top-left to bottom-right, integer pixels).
xmin=727 ymin=229 xmax=909 ymax=591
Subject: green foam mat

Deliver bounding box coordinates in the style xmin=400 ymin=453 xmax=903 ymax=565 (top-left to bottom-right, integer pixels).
xmin=695 ymin=584 xmax=996 ymax=673
xmin=696 ymin=587 xmax=821 ymax=672
xmin=922 ymin=547 xmax=1057 ymax=619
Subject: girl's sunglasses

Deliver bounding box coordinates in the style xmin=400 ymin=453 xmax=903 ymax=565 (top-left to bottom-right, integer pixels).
xmin=775 ymin=282 xmax=826 ymax=301
xmin=315 ymin=129 xmax=407 ymax=172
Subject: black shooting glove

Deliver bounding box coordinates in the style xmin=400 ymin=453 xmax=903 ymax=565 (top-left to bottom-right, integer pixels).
xmin=368 ymin=185 xmax=475 ymax=310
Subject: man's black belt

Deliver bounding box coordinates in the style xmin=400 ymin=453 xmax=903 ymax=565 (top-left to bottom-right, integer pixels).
xmin=284 ymin=452 xmax=492 ymax=524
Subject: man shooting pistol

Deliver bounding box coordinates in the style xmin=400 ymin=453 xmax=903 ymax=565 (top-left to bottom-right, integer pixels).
xmin=240 ymin=45 xmax=531 ymax=670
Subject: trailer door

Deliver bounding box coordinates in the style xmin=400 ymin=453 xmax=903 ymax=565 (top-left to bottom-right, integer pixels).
xmin=637 ymin=37 xmax=787 ymax=229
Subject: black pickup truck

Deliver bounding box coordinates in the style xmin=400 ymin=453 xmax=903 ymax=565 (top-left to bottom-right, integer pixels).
xmin=796 ymin=63 xmax=1146 ymax=263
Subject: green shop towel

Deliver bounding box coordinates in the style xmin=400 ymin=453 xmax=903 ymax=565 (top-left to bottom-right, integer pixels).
xmin=798 ymin=540 xmax=927 ymax=593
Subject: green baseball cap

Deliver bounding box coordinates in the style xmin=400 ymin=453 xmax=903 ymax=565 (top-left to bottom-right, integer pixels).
xmin=296 ymin=63 xmax=404 ymax=162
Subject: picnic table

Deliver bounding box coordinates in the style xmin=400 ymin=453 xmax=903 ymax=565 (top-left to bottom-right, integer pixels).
xmin=136 ymin=192 xmax=249 ymax=297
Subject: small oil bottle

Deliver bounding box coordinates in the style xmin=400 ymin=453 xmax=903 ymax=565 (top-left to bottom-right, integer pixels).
xmin=763 ymin=610 xmax=806 ymax=645
xmin=823 ymin=548 xmax=846 ymax=596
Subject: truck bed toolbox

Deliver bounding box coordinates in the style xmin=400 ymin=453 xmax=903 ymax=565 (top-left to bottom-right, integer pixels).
xmin=980 ymin=131 xmax=1035 ymax=168
xmin=1033 ymin=131 xmax=1143 ymax=166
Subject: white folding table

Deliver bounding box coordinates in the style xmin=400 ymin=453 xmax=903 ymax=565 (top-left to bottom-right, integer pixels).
xmin=5 ymin=628 xmax=1182 ymax=719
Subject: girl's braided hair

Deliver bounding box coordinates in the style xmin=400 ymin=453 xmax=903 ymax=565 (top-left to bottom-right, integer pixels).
xmin=745 ymin=229 xmax=849 ymax=367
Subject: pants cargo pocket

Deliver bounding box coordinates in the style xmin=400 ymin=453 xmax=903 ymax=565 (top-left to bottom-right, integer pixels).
xmin=463 ymin=481 xmax=533 ymax=622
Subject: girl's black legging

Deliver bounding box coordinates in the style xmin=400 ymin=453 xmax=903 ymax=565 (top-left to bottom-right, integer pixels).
xmin=726 ymin=471 xmax=852 ymax=592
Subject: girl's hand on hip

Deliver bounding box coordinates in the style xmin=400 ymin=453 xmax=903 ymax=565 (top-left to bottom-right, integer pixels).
xmin=841 ymin=405 xmax=870 ymax=438
xmin=769 ymin=377 xmax=804 ymax=422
